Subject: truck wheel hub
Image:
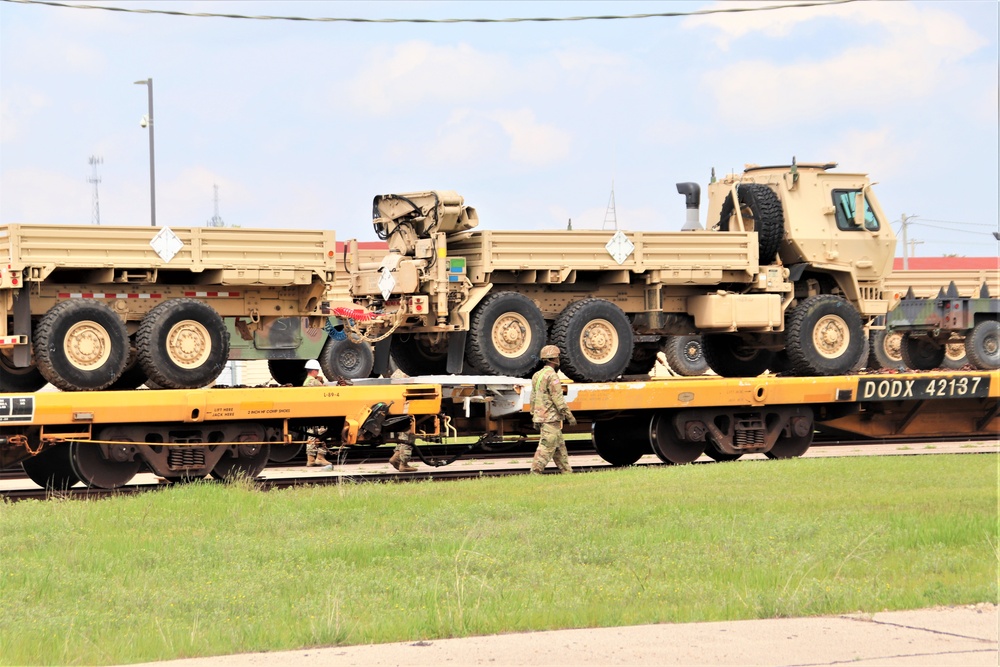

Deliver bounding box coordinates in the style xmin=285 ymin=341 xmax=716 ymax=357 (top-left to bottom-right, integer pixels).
xmin=580 ymin=319 xmax=618 ymax=363
xmin=64 ymin=322 xmax=112 ymax=371
xmin=814 ymin=315 xmax=848 ymax=359
xmin=167 ymin=319 xmax=212 ymax=369
xmin=493 ymin=313 xmax=529 ymax=358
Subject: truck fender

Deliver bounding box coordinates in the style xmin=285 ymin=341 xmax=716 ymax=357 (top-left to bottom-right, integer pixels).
xmin=454 ymin=284 xmax=495 ymax=331
xmin=786 ymin=263 xmax=809 ymax=283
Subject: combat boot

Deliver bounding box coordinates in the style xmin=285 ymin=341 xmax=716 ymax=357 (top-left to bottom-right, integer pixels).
xmin=398 ymin=462 xmax=417 ymax=473
xmin=315 ymin=452 xmax=332 ymax=466
xmin=306 ymin=453 xmax=317 ymax=467
xmin=388 ymin=452 xmax=401 ymax=470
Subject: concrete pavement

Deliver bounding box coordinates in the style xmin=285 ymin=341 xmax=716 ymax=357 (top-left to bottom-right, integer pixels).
xmin=127 ymin=603 xmax=998 ymax=666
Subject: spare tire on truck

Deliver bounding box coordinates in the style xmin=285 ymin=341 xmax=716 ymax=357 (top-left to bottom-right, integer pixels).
xmin=717 ymin=183 xmax=785 ymax=265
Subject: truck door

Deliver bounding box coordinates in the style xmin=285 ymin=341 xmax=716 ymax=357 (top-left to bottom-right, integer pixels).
xmin=829 ymin=187 xmax=893 ymax=282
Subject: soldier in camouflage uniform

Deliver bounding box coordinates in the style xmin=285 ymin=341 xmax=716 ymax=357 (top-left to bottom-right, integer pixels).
xmin=302 ymin=360 xmax=332 ymax=467
xmin=388 ymin=431 xmax=417 ymax=472
xmin=530 ymin=345 xmax=576 ymax=474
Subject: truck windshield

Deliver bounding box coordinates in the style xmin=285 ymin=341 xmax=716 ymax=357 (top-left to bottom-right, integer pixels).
xmin=833 ymin=189 xmax=880 ymax=231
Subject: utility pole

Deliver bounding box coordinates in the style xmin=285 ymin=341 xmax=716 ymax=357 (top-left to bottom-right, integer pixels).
xmin=87 ymin=155 xmax=102 ymax=225
xmin=899 ymin=213 xmax=918 ymax=270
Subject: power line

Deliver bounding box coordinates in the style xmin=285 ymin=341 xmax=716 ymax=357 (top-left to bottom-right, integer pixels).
xmin=2 ymin=0 xmax=860 ymax=24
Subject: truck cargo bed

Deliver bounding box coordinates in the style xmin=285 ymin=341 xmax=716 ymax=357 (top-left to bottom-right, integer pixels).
xmin=450 ymin=229 xmax=759 ymax=284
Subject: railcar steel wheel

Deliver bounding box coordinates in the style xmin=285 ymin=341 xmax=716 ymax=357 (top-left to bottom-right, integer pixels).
xmin=765 ymin=432 xmax=813 ymax=459
xmin=210 ymin=439 xmax=271 ymax=481
xmin=765 ymin=411 xmax=814 ymax=459
xmin=267 ymin=443 xmax=302 ymax=463
xmin=21 ymin=443 xmax=81 ymax=490
xmin=649 ymin=412 xmax=704 ymax=464
xmin=703 ymin=440 xmax=742 ymax=462
xmin=592 ymin=418 xmax=651 ymax=467
xmin=69 ymin=438 xmax=142 ymax=489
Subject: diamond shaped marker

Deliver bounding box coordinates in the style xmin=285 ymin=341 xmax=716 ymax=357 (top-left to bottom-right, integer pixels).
xmin=605 ymin=230 xmax=634 ymax=265
xmin=378 ymin=267 xmax=397 ymax=300
xmin=150 ymin=227 xmax=184 ymax=263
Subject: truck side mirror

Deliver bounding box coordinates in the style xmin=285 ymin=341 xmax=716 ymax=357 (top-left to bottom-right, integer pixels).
xmin=852 ymin=192 xmax=866 ymax=228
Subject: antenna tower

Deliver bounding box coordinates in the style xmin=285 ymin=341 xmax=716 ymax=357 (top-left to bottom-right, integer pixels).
xmin=602 ymin=180 xmax=618 ymax=230
xmin=207 ymin=184 xmax=226 ymax=227
xmin=87 ymin=156 xmax=102 ymax=224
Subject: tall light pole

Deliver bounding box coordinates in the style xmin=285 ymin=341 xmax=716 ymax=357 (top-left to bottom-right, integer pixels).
xmin=134 ymin=78 xmax=156 ymax=227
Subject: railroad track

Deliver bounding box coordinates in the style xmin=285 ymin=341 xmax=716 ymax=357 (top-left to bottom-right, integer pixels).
xmin=4 ymin=437 xmax=995 ymax=503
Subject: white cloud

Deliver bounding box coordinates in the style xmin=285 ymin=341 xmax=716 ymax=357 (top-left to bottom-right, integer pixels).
xmin=687 ymin=2 xmax=988 ymax=125
xmin=342 ymin=41 xmax=518 ymax=116
xmin=0 ymin=90 xmax=49 ymax=143
xmin=0 ymin=168 xmax=89 ymax=224
xmin=490 ymin=109 xmax=572 ymax=166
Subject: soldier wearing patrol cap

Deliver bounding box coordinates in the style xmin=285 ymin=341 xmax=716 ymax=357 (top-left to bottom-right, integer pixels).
xmin=529 ymin=345 xmax=576 ymax=474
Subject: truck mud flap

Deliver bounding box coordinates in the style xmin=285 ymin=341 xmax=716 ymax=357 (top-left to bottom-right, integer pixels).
xmin=373 ymin=338 xmax=392 ymax=377
xmin=446 ymin=331 xmax=467 ymax=375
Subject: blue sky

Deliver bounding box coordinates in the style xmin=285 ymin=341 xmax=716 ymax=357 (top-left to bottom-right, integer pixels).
xmin=2 ymin=0 xmax=997 ymax=258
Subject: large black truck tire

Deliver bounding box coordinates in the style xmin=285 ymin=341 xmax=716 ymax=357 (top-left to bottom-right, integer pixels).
xmin=663 ymin=335 xmax=709 ymax=376
xmin=701 ymin=333 xmax=773 ymax=378
xmin=320 ymin=336 xmax=375 ymax=379
xmin=965 ymin=320 xmax=1000 ymax=370
xmin=870 ymin=329 xmax=906 ymax=371
xmin=465 ymin=291 xmax=546 ymax=377
xmin=34 ymin=300 xmax=129 ymax=391
xmin=389 ymin=333 xmax=449 ymax=377
xmin=136 ymin=299 xmax=230 ymax=389
xmin=551 ymin=298 xmax=634 ymax=383
xmin=899 ymin=334 xmax=945 ymax=371
xmin=717 ymin=183 xmax=785 ymax=265
xmin=1 ymin=353 xmax=47 ymax=392
xmin=785 ymin=295 xmax=865 ymax=376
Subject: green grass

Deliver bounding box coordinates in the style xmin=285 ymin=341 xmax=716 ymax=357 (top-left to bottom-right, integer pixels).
xmin=1 ymin=454 xmax=997 ymax=665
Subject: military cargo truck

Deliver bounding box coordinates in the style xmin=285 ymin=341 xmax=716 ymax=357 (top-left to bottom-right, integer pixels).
xmin=872 ymin=270 xmax=1000 ymax=370
xmin=886 ymin=281 xmax=999 ymax=371
xmin=346 ymin=161 xmax=897 ymax=381
xmin=0 ymin=224 xmax=337 ymax=392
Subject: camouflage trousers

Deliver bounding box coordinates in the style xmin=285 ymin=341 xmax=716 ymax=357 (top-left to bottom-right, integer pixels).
xmin=531 ymin=423 xmax=572 ymax=474
xmin=306 ymin=437 xmax=327 ymax=457
xmin=394 ymin=442 xmax=413 ymax=465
